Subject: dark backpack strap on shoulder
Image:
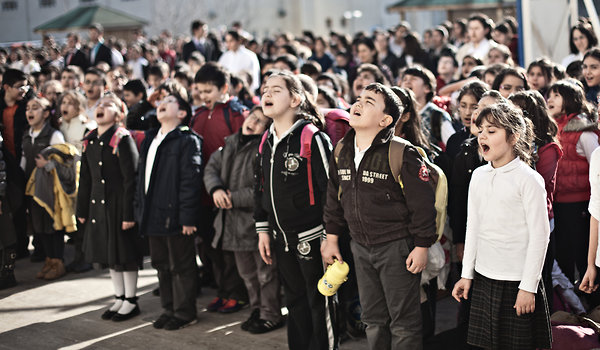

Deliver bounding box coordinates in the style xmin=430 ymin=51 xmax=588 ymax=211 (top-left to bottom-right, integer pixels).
xmin=223 ymin=106 xmax=233 ymax=134
xmin=333 ymin=138 xmax=344 ymax=162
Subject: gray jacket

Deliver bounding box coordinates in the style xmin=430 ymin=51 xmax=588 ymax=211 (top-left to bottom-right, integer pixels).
xmin=203 ymin=132 xmax=260 ymax=251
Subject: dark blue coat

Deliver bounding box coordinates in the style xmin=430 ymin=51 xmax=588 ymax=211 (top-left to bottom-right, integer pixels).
xmin=135 ymin=125 xmax=203 ymax=236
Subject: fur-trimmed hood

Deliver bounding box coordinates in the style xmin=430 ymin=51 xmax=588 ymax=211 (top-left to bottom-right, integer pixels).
xmin=561 ymin=113 xmax=599 ymax=133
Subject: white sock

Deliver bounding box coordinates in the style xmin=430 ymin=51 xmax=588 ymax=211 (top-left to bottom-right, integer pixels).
xmin=117 ymin=300 xmax=137 ymax=314
xmin=123 ymin=270 xmax=138 ymax=298
xmin=109 ymin=269 xmax=124 ymax=312
xmin=117 ymin=270 xmax=139 ymax=315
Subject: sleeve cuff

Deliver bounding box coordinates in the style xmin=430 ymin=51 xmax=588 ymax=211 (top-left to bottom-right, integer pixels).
xmin=518 ymin=279 xmax=540 ymax=294
xmin=209 ymin=186 xmax=225 ymax=196
xmin=255 ymin=221 xmax=269 ymax=233
xmin=414 ymin=235 xmax=436 ymax=248
xmin=324 ymin=223 xmax=345 ymax=236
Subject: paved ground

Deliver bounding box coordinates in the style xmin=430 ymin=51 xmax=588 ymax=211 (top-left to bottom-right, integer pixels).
xmin=0 ymin=246 xmax=459 ymax=349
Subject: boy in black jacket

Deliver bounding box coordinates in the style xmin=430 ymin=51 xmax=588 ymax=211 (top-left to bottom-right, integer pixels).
xmin=322 ymin=83 xmax=437 ymax=349
xmin=135 ymin=93 xmax=203 ymax=331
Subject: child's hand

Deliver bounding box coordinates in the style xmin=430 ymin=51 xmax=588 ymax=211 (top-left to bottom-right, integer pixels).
xmin=182 ymin=225 xmax=197 ymax=235
xmin=321 ymin=234 xmax=343 ymax=265
xmin=406 ymin=246 xmax=428 ymax=274
xmin=78 ymin=217 xmax=86 ymax=224
xmin=514 ymin=289 xmax=535 ymax=316
xmin=452 ymin=278 xmax=472 ymax=302
xmin=258 ymin=232 xmax=272 ymax=265
xmin=35 ymin=154 xmax=48 ymax=168
xmin=212 ymin=189 xmax=232 ymax=209
xmin=580 ymin=266 xmax=598 ymax=294
xmin=148 ymin=90 xmax=161 ymax=108
xmin=122 ymin=221 xmax=135 ymax=230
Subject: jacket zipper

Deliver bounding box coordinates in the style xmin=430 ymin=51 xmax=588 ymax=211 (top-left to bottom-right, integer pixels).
xmin=268 ymin=137 xmax=290 ymax=252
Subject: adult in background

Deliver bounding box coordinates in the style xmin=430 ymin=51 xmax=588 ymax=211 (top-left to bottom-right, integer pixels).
xmin=88 ymin=23 xmax=112 ymax=68
xmin=218 ymin=31 xmax=261 ymax=92
xmin=63 ymin=33 xmax=89 ymax=71
xmin=182 ymin=20 xmax=215 ymax=63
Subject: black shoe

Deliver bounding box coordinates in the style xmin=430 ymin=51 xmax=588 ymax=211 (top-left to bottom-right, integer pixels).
xmin=112 ymin=297 xmax=140 ymax=322
xmin=112 ymin=304 xmax=140 ymax=321
xmin=163 ymin=317 xmax=197 ymax=330
xmin=152 ymin=287 xmax=160 ymax=296
xmin=241 ymin=309 xmax=260 ymax=331
xmin=101 ymin=295 xmax=124 ymax=320
xmin=0 ymin=274 xmax=17 ymax=290
xmin=248 ymin=318 xmax=285 ymax=334
xmin=153 ymin=314 xmax=172 ymax=329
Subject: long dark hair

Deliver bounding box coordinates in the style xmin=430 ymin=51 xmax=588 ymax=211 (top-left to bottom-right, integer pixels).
xmin=265 ymin=71 xmax=325 ymax=130
xmin=509 ymin=90 xmax=558 ymax=147
xmin=569 ymin=22 xmax=598 ymax=54
xmin=548 ymin=79 xmax=593 ymax=117
xmin=391 ymin=86 xmax=431 ymax=150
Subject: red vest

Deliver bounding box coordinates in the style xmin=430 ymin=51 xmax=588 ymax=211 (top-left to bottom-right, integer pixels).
xmin=555 ymin=113 xmax=599 ymax=203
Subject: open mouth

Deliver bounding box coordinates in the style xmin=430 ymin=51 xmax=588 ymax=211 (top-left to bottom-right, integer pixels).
xmin=263 ymin=101 xmax=274 ymax=107
xmin=96 ymin=112 xmax=104 ymax=119
xmin=480 ymin=143 xmax=490 ymax=154
xmin=27 ymin=115 xmax=35 ymax=121
xmin=158 ymin=105 xmax=167 ymax=113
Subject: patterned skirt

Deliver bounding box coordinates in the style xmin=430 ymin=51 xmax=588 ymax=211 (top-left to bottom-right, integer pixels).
xmin=467 ymin=272 xmax=552 ymax=350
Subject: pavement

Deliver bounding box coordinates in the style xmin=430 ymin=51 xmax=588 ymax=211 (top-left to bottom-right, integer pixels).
xmin=0 ymin=246 xmax=459 ymax=350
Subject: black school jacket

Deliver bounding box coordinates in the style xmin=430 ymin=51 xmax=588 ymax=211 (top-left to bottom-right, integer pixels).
xmin=135 ymin=125 xmax=203 ymax=236
xmin=324 ymin=128 xmax=437 ymax=247
xmin=253 ymin=119 xmax=332 ymax=249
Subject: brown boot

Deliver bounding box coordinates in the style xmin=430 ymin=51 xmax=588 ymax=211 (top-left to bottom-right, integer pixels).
xmin=44 ymin=259 xmax=66 ymax=280
xmin=36 ymin=257 xmax=51 ymax=279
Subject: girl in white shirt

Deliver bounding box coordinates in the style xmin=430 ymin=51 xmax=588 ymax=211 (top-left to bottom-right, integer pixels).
xmin=452 ymin=103 xmax=552 ymax=349
xmin=580 ymin=146 xmax=600 ymax=294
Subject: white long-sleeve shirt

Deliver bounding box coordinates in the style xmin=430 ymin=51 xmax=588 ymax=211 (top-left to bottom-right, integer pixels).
xmin=461 ymin=157 xmax=550 ymax=293
xmin=218 ymin=46 xmax=261 ymax=92
xmin=588 ymin=147 xmax=600 ymax=267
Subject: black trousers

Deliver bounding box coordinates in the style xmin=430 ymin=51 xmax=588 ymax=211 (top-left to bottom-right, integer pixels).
xmin=149 ymin=234 xmax=198 ymax=321
xmin=41 ymin=231 xmax=64 ymax=259
xmin=274 ymin=234 xmax=334 ymax=350
xmin=207 ymin=247 xmax=247 ymax=301
xmin=554 ymin=201 xmax=590 ymax=283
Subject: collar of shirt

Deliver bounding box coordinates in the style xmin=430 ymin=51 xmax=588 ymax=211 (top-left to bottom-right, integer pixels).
xmin=269 ymin=119 xmax=304 ymax=149
xmin=480 ymin=156 xmax=520 ymax=173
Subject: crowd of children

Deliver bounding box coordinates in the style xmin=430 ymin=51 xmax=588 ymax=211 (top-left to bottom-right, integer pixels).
xmin=3 ymin=12 xmax=600 ymax=349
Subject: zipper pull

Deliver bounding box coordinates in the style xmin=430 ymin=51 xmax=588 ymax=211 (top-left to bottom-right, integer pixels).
xmin=284 ymin=242 xmax=289 ymax=252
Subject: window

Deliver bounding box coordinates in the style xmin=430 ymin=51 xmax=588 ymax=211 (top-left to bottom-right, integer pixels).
xmin=39 ymin=0 xmax=55 ymax=7
xmin=2 ymin=1 xmax=17 ymax=11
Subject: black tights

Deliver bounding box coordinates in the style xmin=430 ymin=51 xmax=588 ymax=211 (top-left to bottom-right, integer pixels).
xmin=40 ymin=232 xmax=64 ymax=259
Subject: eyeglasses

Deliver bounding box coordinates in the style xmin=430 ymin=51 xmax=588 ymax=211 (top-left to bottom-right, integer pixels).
xmin=12 ymin=83 xmax=29 ymax=91
xmin=157 ymin=97 xmax=178 ymax=106
xmin=247 ymin=113 xmax=268 ymax=126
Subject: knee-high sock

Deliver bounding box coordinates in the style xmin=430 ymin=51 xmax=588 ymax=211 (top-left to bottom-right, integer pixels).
xmin=109 ymin=269 xmax=125 ymax=311
xmin=118 ymin=270 xmax=139 ymax=314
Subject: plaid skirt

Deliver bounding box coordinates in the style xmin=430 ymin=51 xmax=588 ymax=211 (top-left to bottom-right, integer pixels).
xmin=467 ymin=272 xmax=552 ymax=350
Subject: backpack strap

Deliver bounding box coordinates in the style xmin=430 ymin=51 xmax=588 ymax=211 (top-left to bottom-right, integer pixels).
xmin=300 ymin=124 xmax=319 ymax=206
xmin=389 ymin=136 xmax=411 ymax=189
xmin=222 ymin=106 xmax=233 ymax=134
xmin=258 ymin=130 xmax=269 ymax=154
xmin=109 ymin=127 xmax=131 ymax=155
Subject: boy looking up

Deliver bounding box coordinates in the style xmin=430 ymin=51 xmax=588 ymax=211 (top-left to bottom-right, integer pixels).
xmin=136 ymin=93 xmax=203 ymax=330
xmin=322 ymin=83 xmax=437 ymax=349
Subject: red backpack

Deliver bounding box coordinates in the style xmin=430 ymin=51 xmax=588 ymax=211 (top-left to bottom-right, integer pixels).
xmin=258 ymin=124 xmax=320 ymax=206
